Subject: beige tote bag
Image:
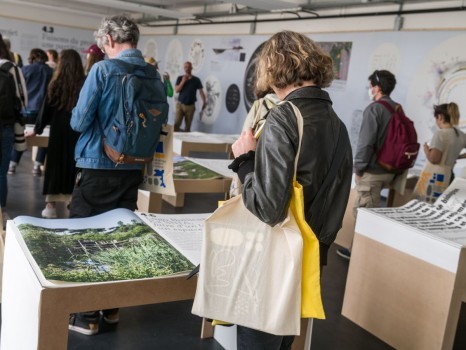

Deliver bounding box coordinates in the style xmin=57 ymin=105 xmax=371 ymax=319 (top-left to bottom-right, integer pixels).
xmin=192 ymin=102 xmax=306 ymax=335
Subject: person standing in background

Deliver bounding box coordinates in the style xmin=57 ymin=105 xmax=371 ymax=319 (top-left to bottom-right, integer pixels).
xmin=174 ymin=61 xmax=206 ymax=132
xmin=25 ymin=49 xmax=85 ymax=219
xmin=83 ymin=43 xmax=105 ymax=76
xmin=414 ymin=103 xmax=466 ymax=203
xmin=8 ymin=48 xmax=53 ymax=176
xmin=46 ymin=49 xmax=58 ymax=69
xmin=69 ymin=15 xmax=167 ymax=336
xmin=337 ymin=70 xmax=400 ymax=260
xmin=0 ymin=34 xmax=28 ymax=217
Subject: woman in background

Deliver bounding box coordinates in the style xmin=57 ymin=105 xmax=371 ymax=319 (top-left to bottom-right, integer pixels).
xmin=83 ymin=44 xmax=104 ymax=76
xmin=414 ymin=103 xmax=466 ymax=203
xmin=0 ymin=34 xmax=28 ymax=215
xmin=26 ymin=49 xmax=85 ymax=218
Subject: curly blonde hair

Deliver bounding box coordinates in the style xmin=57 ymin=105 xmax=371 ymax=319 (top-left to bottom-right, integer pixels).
xmin=255 ymin=31 xmax=334 ymax=94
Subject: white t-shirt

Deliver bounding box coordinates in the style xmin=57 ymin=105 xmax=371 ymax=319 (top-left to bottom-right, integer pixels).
xmin=430 ymin=127 xmax=466 ymax=167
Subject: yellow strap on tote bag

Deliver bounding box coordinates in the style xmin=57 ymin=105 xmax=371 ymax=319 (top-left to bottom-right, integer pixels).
xmin=290 ymin=178 xmax=325 ymax=319
xmin=285 ymin=101 xmax=325 ymax=319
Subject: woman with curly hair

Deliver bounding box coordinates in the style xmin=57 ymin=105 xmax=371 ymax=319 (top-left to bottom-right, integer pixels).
xmin=26 ymin=49 xmax=85 ymax=218
xmin=229 ymin=31 xmax=353 ymax=349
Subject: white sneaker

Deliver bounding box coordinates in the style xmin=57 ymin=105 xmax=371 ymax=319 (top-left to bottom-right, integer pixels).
xmin=41 ymin=206 xmax=57 ymax=219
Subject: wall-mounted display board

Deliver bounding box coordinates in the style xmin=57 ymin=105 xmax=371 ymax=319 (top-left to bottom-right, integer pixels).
xmin=3 ymin=14 xmax=466 ymax=172
xmin=0 ymin=17 xmax=94 ymax=62
xmin=139 ymin=31 xmax=466 ymax=175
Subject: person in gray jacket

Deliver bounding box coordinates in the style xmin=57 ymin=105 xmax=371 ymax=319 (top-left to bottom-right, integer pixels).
xmin=337 ymin=69 xmax=399 ymax=260
xmin=229 ymin=30 xmax=352 ymax=350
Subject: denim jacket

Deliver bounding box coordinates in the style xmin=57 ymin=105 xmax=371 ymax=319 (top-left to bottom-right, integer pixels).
xmin=71 ymin=49 xmax=149 ymax=170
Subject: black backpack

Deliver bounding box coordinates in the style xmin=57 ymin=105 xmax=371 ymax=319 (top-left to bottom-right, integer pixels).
xmin=0 ymin=61 xmax=23 ymax=125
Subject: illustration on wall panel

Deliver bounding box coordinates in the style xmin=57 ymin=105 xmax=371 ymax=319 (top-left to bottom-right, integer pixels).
xmin=226 ymin=84 xmax=241 ymax=113
xmin=243 ymin=42 xmax=265 ymax=112
xmin=319 ymin=41 xmax=352 ymax=91
xmin=143 ymin=39 xmax=158 ymax=63
xmin=165 ymin=39 xmax=184 ymax=83
xmin=368 ymin=43 xmax=401 ymax=76
xmin=201 ymin=75 xmax=222 ymax=125
xmin=405 ymin=33 xmax=466 ymax=172
xmin=212 ymin=38 xmax=245 ymax=62
xmin=189 ymin=38 xmax=205 ymax=72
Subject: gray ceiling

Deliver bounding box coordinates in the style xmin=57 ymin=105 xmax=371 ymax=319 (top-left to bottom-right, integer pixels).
xmin=4 ymin=0 xmax=463 ymax=26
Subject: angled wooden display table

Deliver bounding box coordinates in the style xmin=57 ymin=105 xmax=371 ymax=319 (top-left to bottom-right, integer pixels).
xmin=0 ymin=210 xmax=204 ymax=350
xmin=173 ymin=131 xmax=238 ymax=158
xmin=139 ymin=158 xmax=234 ymax=212
xmin=342 ymin=195 xmax=466 ymax=350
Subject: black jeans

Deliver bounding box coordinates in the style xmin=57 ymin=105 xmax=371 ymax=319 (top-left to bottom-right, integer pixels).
xmin=237 ymin=326 xmax=295 ymax=350
xmin=69 ymin=168 xmax=143 ymax=218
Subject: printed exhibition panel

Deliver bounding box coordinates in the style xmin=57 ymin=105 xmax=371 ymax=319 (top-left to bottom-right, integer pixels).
xmin=2 ymin=15 xmax=466 ymax=171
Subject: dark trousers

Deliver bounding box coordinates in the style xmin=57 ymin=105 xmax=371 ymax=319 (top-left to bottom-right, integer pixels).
xmin=237 ymin=326 xmax=295 ymax=350
xmin=11 ymin=110 xmax=47 ymax=165
xmin=11 ymin=146 xmax=47 ymax=164
xmin=69 ymin=168 xmax=143 ymax=218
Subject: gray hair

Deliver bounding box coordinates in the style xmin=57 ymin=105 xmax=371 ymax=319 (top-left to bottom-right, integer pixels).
xmin=94 ymin=15 xmax=139 ymax=50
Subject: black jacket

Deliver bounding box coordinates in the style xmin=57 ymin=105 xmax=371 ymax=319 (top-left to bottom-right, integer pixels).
xmin=235 ymin=86 xmax=352 ymax=260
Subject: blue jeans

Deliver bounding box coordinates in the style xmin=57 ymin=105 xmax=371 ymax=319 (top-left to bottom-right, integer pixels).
xmin=0 ymin=125 xmax=15 ymax=207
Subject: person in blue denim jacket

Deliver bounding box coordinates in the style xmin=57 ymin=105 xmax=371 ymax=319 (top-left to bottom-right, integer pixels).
xmin=68 ymin=14 xmax=164 ymax=336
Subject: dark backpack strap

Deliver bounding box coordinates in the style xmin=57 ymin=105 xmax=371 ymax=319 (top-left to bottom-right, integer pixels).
xmin=0 ymin=61 xmax=13 ymax=72
xmin=309 ymin=122 xmax=348 ymax=215
xmin=375 ymin=99 xmax=397 ymax=114
xmin=12 ymin=65 xmax=25 ymax=107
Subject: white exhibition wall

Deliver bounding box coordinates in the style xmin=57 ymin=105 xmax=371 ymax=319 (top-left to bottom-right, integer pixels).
xmin=2 ymin=15 xmax=466 ymax=171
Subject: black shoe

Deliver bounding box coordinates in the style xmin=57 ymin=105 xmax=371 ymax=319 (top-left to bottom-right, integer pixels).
xmin=101 ymin=309 xmax=119 ymax=325
xmin=68 ymin=313 xmax=99 ymax=335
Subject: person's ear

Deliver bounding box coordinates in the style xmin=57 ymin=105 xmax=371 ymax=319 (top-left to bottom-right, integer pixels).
xmin=106 ymin=34 xmax=115 ymax=48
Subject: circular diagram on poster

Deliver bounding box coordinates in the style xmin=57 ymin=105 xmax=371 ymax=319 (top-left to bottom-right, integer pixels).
xmin=202 ymin=75 xmax=222 ymax=125
xmin=243 ymin=42 xmax=265 ymax=112
xmin=225 ymin=84 xmax=241 ymax=113
xmin=406 ymin=34 xmax=466 ymax=144
xmin=164 ymin=39 xmax=184 ymax=83
xmin=437 ymin=63 xmax=466 ymax=119
xmin=188 ymin=39 xmax=205 ymax=73
xmin=143 ymin=39 xmax=158 ymax=63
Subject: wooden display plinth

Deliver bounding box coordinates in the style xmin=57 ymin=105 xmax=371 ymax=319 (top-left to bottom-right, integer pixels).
xmin=342 ymin=209 xmax=466 ymax=350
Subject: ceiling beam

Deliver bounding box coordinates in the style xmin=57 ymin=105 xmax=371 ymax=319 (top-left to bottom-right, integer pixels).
xmin=231 ymin=0 xmax=301 ymax=11
xmin=73 ymin=0 xmax=192 ymax=19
